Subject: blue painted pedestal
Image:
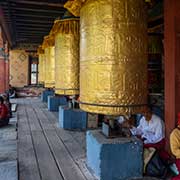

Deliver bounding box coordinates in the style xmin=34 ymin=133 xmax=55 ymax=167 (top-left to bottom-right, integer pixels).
xmin=41 ymin=90 xmax=54 ymax=103
xmin=59 ymin=106 xmax=87 ymax=130
xmin=47 ymin=96 xmax=67 ymax=111
xmin=86 ymin=130 xmax=143 ymax=180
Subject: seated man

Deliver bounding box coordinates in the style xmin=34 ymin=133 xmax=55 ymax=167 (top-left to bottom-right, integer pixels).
xmin=8 ymin=84 xmax=16 ymax=98
xmin=170 ymin=113 xmax=180 ymax=180
xmin=2 ymin=93 xmax=12 ymax=118
xmin=130 ymin=107 xmax=169 ymax=162
xmin=0 ymin=96 xmax=9 ymax=127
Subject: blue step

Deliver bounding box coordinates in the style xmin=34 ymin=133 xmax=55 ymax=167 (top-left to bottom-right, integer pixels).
xmin=59 ymin=107 xmax=87 ymax=130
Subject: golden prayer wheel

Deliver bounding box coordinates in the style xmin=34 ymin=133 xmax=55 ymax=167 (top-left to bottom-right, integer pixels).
xmin=41 ymin=53 xmax=45 ymax=84
xmin=37 ymin=45 xmax=45 ymax=84
xmin=42 ymin=35 xmax=55 ymax=88
xmin=53 ymin=17 xmax=80 ymax=95
xmin=65 ymin=0 xmax=148 ymax=115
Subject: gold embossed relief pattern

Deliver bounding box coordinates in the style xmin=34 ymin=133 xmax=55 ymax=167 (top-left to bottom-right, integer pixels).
xmin=37 ymin=46 xmax=44 ymax=84
xmin=44 ymin=46 xmax=55 ymax=88
xmin=41 ymin=53 xmax=45 ymax=83
xmin=42 ymin=53 xmax=46 ymax=85
xmin=55 ymin=19 xmax=80 ymax=95
xmin=38 ymin=54 xmax=44 ymax=84
xmin=79 ymin=0 xmax=148 ymax=115
xmin=55 ymin=33 xmax=79 ymax=95
xmin=64 ymin=0 xmax=84 ymax=17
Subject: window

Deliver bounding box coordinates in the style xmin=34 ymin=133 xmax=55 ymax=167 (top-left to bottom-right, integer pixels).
xmin=29 ymin=56 xmax=38 ymax=85
xmin=31 ymin=63 xmax=38 ymax=84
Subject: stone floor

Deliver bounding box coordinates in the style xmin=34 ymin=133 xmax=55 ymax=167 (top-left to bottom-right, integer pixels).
xmin=0 ymin=113 xmax=17 ymax=180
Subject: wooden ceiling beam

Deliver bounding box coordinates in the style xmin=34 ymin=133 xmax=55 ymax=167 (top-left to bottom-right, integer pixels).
xmin=16 ymin=40 xmax=42 ymax=43
xmin=17 ymin=33 xmax=49 ymax=36
xmin=0 ymin=6 xmax=12 ymax=46
xmin=3 ymin=9 xmax=64 ymax=17
xmin=0 ymin=0 xmax=66 ymax=47
xmin=17 ymin=36 xmax=43 ymax=39
xmin=17 ymin=27 xmax=48 ymax=30
xmin=15 ymin=13 xmax=63 ymax=19
xmin=17 ymin=32 xmax=47 ymax=36
xmin=6 ymin=0 xmax=18 ymax=46
xmin=14 ymin=16 xmax=56 ymax=22
xmin=9 ymin=6 xmax=64 ymax=14
xmin=8 ymin=0 xmax=64 ymax=8
xmin=17 ymin=32 xmax=49 ymax=36
xmin=16 ymin=23 xmax=51 ymax=27
xmin=15 ymin=19 xmax=53 ymax=23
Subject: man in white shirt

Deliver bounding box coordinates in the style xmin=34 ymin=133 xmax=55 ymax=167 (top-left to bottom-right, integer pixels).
xmin=131 ymin=112 xmax=165 ymax=145
xmin=130 ymin=107 xmax=170 ymax=162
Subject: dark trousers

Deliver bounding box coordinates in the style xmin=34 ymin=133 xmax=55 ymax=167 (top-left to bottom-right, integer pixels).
xmin=144 ymin=138 xmax=170 ymax=163
xmin=0 ymin=118 xmax=9 ymax=127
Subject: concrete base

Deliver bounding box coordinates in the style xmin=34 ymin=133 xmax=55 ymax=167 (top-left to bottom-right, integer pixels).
xmin=41 ymin=90 xmax=54 ymax=103
xmin=86 ymin=130 xmax=143 ymax=180
xmin=47 ymin=96 xmax=67 ymax=111
xmin=59 ymin=106 xmax=87 ymax=130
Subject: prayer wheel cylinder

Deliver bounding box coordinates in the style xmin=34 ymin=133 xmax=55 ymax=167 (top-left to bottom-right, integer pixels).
xmin=43 ymin=36 xmax=55 ymax=88
xmin=42 ymin=53 xmax=45 ymax=84
xmin=65 ymin=0 xmax=148 ymax=115
xmin=37 ymin=46 xmax=45 ymax=84
xmin=54 ymin=18 xmax=80 ymax=95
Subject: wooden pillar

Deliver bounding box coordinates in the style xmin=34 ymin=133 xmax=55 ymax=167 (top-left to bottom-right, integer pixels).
xmin=0 ymin=27 xmax=5 ymax=94
xmin=164 ymin=0 xmax=180 ymax=146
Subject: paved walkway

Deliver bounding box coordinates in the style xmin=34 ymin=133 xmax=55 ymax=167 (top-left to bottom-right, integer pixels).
xmin=0 ymin=109 xmax=17 ymax=180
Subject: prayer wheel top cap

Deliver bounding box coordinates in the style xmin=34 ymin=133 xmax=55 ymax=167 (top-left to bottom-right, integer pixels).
xmin=42 ymin=35 xmax=54 ymax=48
xmin=62 ymin=11 xmax=75 ymax=19
xmin=50 ymin=19 xmax=61 ymax=42
xmin=37 ymin=45 xmax=44 ymax=54
xmin=54 ymin=14 xmax=79 ymax=35
xmin=64 ymin=0 xmax=84 ymax=17
xmin=54 ymin=17 xmax=61 ymax=23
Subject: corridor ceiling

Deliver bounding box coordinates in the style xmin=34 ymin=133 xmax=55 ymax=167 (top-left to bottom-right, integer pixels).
xmin=0 ymin=0 xmax=67 ymax=47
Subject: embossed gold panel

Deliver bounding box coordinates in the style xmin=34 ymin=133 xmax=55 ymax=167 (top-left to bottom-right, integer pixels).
xmin=37 ymin=46 xmax=44 ymax=84
xmin=65 ymin=0 xmax=148 ymax=115
xmin=41 ymin=53 xmax=45 ymax=83
xmin=55 ymin=19 xmax=80 ymax=95
xmin=43 ymin=36 xmax=55 ymax=88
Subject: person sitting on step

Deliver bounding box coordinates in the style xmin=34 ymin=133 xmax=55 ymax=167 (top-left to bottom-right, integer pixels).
xmin=130 ymin=106 xmax=170 ymax=163
xmin=170 ymin=113 xmax=180 ymax=180
xmin=0 ymin=96 xmax=9 ymax=127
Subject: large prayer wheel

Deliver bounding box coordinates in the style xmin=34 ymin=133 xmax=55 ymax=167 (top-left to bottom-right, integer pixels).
xmin=42 ymin=35 xmax=55 ymax=88
xmin=54 ymin=17 xmax=80 ymax=95
xmin=41 ymin=53 xmax=45 ymax=84
xmin=37 ymin=45 xmax=44 ymax=84
xmin=65 ymin=0 xmax=148 ymax=115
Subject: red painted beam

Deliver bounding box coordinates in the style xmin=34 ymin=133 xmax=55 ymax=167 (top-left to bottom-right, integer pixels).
xmin=5 ymin=60 xmax=9 ymax=91
xmin=164 ymin=0 xmax=180 ymax=148
xmin=0 ymin=57 xmax=6 ymax=94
